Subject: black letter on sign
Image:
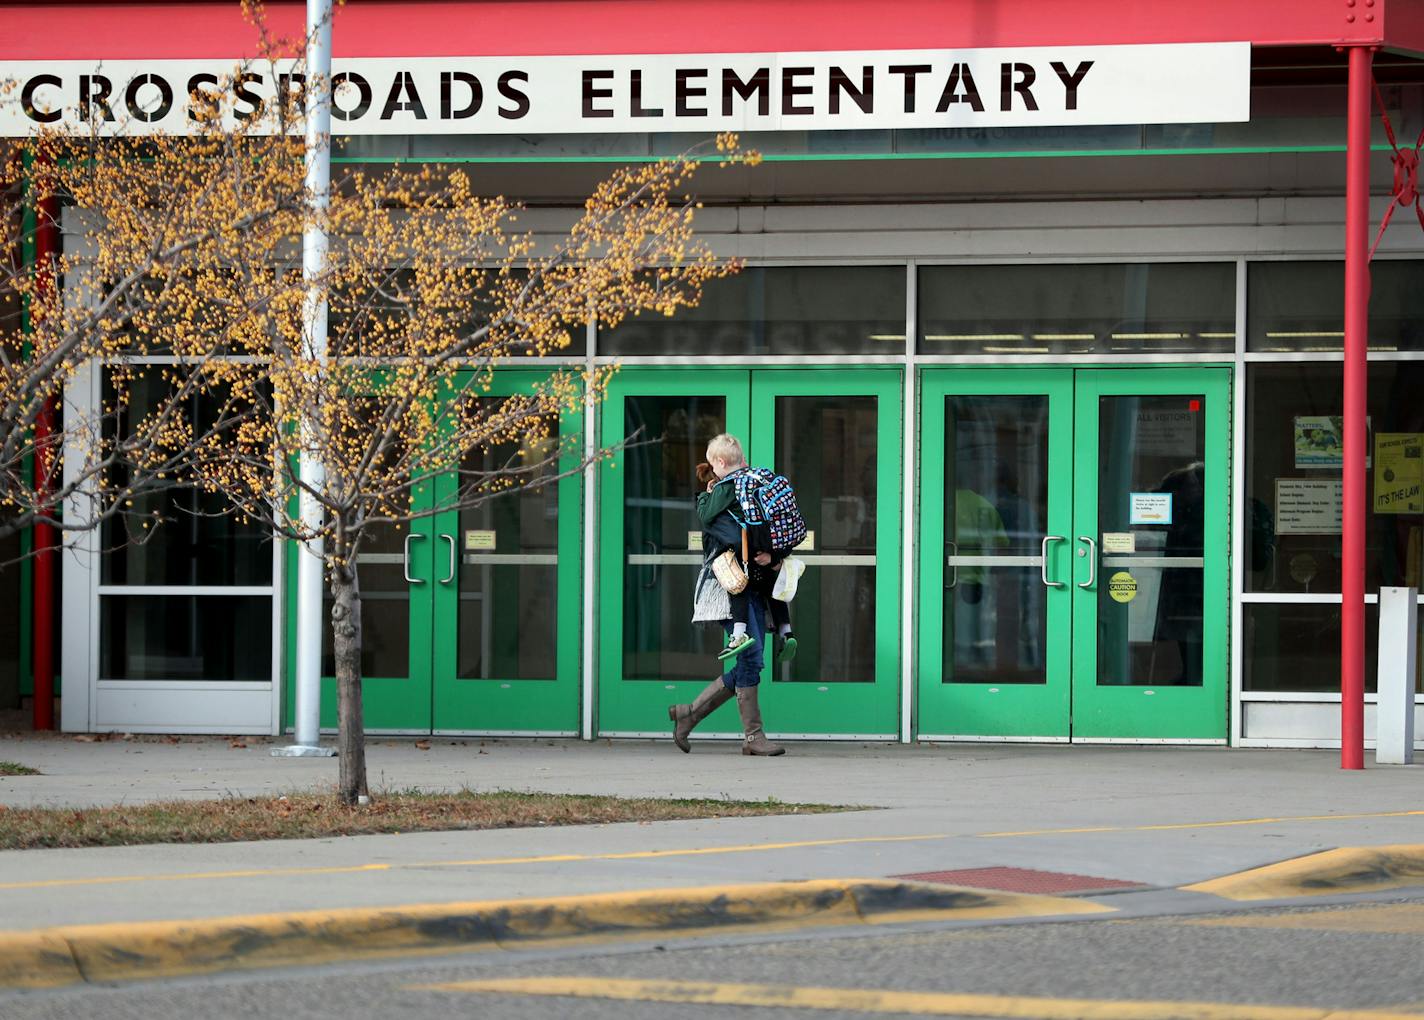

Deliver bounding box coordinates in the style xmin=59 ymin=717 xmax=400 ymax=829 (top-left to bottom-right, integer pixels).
xmin=1050 ymin=60 xmax=1093 ymax=111
xmin=126 ymin=73 xmax=175 ymax=123
xmin=21 ymin=75 xmax=62 ymax=123
xmin=442 ymin=71 xmax=483 ymax=119
xmin=935 ymin=64 xmax=984 ymax=113
xmin=630 ymin=69 xmax=663 ymax=117
xmin=497 ymin=71 xmax=530 ymax=119
xmin=80 ymin=74 xmax=115 ymax=123
xmin=381 ymin=71 xmax=428 ymax=120
xmin=186 ymin=73 xmax=220 ymax=122
xmin=234 ymin=72 xmax=264 ymax=120
xmin=888 ymin=64 xmax=931 ymax=114
xmin=722 ymin=67 xmax=769 ymax=116
xmin=331 ymin=72 xmax=372 ymax=120
xmin=675 ymin=68 xmax=708 ymax=117
xmin=1000 ymin=62 xmax=1038 ymax=111
xmin=277 ymin=73 xmax=306 ymax=121
xmin=582 ymin=70 xmax=614 ymax=118
xmin=829 ymin=66 xmax=873 ymax=115
xmin=781 ymin=66 xmax=813 ymax=115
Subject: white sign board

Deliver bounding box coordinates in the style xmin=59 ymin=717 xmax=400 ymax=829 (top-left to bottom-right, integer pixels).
xmin=0 ymin=42 xmax=1250 ymax=137
xmin=1275 ymin=478 xmax=1343 ymax=535
xmin=1129 ymin=492 xmax=1173 ymax=526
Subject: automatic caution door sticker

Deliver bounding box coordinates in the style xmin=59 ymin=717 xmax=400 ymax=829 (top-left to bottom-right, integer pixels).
xmin=1107 ymin=571 xmax=1138 ymax=604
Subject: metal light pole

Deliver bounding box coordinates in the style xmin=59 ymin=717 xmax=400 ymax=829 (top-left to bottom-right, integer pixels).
xmin=275 ymin=0 xmax=336 ymax=758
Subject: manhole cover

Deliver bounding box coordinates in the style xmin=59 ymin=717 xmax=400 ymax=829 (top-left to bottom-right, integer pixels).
xmin=892 ymin=866 xmax=1145 ymax=895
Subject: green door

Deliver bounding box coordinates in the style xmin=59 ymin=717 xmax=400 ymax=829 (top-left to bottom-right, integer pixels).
xmin=1070 ymin=368 xmax=1230 ymax=740
xmin=917 ymin=366 xmax=1230 ymax=742
xmin=284 ymin=371 xmax=583 ymax=735
xmin=430 ymin=371 xmax=584 ymax=734
xmin=598 ymin=368 xmax=901 ymax=738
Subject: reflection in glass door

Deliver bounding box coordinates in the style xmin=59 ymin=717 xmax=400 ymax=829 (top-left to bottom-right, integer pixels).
xmin=598 ymin=371 xmax=749 ymax=735
xmin=918 ymin=371 xmax=1073 ymax=739
xmin=431 ymin=376 xmax=583 ymax=735
xmin=1070 ymin=369 xmax=1229 ymax=739
xmin=919 ymin=367 xmax=1229 ymax=742
xmin=752 ymin=373 xmax=902 ymax=737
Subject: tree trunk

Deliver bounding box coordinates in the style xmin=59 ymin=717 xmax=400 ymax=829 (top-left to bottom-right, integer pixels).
xmin=330 ymin=564 xmax=369 ymax=806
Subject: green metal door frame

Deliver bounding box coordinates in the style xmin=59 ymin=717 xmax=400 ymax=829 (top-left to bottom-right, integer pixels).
xmin=917 ymin=365 xmax=1231 ymax=743
xmin=750 ymin=369 xmax=902 ymax=738
xmin=430 ymin=370 xmax=583 ymax=734
xmin=917 ymin=368 xmax=1075 ymax=740
xmin=1069 ymin=367 xmax=1232 ymax=740
xmin=596 ymin=368 xmax=751 ymax=735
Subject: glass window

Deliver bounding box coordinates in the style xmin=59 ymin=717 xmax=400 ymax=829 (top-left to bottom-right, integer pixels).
xmin=1245 ymin=363 xmax=1424 ymax=594
xmin=0 ymin=531 xmax=20 ymax=709
xmin=102 ymin=371 xmax=272 ymax=586
xmin=601 ymin=266 xmax=905 ymax=356
xmin=918 ymin=263 xmax=1235 ymax=355
xmin=1247 ymin=261 xmax=1424 ymax=352
xmin=1244 ymin=601 xmax=1423 ymax=694
xmin=100 ymin=594 xmax=271 ymax=682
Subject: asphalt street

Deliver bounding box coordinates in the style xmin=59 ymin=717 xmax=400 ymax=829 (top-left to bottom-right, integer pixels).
xmin=4 ymin=893 xmax=1423 ymax=1020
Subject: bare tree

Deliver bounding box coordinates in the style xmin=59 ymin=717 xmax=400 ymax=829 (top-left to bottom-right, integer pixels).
xmin=176 ymin=143 xmax=749 ymax=804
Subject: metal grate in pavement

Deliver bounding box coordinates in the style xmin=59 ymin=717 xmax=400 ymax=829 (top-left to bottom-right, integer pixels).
xmin=892 ymin=866 xmax=1146 ymax=895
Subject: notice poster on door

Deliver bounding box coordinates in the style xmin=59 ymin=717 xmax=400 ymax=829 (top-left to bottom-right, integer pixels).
xmin=1133 ymin=406 xmax=1198 ymax=457
xmin=1275 ymin=478 xmax=1343 ymax=534
xmin=1374 ymin=433 xmax=1424 ymax=514
xmin=1128 ymin=492 xmax=1173 ymax=525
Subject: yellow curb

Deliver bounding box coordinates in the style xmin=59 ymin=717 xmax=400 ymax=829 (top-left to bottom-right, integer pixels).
xmin=0 ymin=878 xmax=1110 ymax=990
xmin=1185 ymin=844 xmax=1424 ymax=902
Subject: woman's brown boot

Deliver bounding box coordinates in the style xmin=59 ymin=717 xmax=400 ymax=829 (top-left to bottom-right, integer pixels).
xmin=735 ymin=686 xmax=785 ymax=756
xmin=668 ymin=678 xmax=734 ymax=752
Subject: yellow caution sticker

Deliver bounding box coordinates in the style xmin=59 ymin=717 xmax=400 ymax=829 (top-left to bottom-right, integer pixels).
xmin=1107 ymin=571 xmax=1138 ymax=604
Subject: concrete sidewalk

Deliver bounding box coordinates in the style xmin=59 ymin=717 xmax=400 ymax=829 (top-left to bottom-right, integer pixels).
xmin=1 ymin=735 xmax=1421 ymax=932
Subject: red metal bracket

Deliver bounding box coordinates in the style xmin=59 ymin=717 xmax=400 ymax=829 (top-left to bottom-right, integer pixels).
xmin=1368 ymin=79 xmax=1424 ymax=261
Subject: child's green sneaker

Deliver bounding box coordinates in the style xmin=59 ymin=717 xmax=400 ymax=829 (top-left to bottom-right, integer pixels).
xmin=775 ymin=632 xmax=798 ymax=664
xmin=718 ymin=632 xmax=754 ymax=660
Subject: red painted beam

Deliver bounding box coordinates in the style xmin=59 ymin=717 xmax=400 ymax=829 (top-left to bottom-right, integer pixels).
xmin=1340 ymin=44 xmax=1372 ymax=771
xmin=0 ymin=0 xmax=1401 ymax=61
xmin=31 ymin=179 xmax=59 ymax=733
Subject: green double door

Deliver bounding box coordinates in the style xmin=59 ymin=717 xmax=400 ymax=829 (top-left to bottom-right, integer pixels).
xmin=598 ymin=369 xmax=903 ymax=738
xmin=285 ymin=372 xmax=583 ymax=735
xmin=918 ymin=367 xmax=1230 ymax=742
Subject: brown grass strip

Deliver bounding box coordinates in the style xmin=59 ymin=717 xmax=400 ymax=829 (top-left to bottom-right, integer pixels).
xmin=0 ymin=790 xmax=843 ymax=850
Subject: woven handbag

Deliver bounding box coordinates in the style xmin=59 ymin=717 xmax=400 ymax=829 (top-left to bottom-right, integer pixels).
xmin=710 ymin=527 xmax=750 ymax=594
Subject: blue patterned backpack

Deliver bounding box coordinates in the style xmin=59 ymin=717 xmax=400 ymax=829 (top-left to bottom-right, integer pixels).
xmin=732 ymin=467 xmax=808 ymax=554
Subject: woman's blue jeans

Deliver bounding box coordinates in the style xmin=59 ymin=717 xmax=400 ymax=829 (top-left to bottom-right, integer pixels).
xmin=721 ymin=591 xmax=765 ymax=689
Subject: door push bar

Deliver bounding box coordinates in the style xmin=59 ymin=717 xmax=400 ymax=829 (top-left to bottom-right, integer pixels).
xmin=1077 ymin=535 xmax=1097 ymax=590
xmin=440 ymin=534 xmax=457 ymax=584
xmin=403 ymin=532 xmax=427 ymax=584
xmin=1041 ymin=535 xmax=1066 ymax=588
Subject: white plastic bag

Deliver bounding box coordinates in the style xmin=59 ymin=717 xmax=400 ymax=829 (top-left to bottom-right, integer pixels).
xmin=772 ymin=556 xmax=806 ymax=603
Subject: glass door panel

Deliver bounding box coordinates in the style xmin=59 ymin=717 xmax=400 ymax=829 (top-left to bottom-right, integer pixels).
xmin=752 ymin=371 xmax=901 ymax=737
xmin=598 ymin=370 xmax=750 ymax=735
xmin=1070 ymin=368 xmax=1230 ymax=739
xmin=432 ymin=375 xmax=582 ymax=734
xmin=918 ymin=370 xmax=1073 ymax=739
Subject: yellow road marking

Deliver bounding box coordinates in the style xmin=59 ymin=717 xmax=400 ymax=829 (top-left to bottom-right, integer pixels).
xmin=1185 ymin=904 xmax=1424 ymax=935
xmin=4 ymin=809 xmax=1422 ymax=893
xmin=416 ymin=976 xmax=1424 ymax=1020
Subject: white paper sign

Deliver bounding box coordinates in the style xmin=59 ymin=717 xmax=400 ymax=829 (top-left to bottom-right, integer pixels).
xmin=1102 ymin=532 xmax=1136 ymax=554
xmin=1128 ymin=492 xmax=1173 ymax=526
xmin=0 ymin=43 xmax=1250 ymax=137
xmin=1275 ymin=478 xmax=1343 ymax=535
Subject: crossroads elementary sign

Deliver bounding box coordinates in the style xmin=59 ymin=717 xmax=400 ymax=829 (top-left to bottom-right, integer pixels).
xmin=0 ymin=42 xmax=1249 ymax=136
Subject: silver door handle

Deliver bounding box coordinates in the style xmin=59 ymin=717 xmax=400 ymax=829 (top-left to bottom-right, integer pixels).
xmin=1077 ymin=535 xmax=1097 ymax=590
xmin=945 ymin=540 xmax=958 ymax=590
xmin=403 ymin=532 xmax=426 ymax=584
xmin=1041 ymin=535 xmax=1066 ymax=588
xmin=440 ymin=534 xmax=456 ymax=584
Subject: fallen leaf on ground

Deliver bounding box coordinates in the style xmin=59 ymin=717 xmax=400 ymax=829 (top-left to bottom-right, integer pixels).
xmin=414 ymin=740 xmax=431 ymax=750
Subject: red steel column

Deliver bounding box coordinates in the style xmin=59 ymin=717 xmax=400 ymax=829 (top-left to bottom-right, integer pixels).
xmin=31 ymin=172 xmax=58 ymax=732
xmin=1340 ymin=44 xmax=1373 ymax=770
